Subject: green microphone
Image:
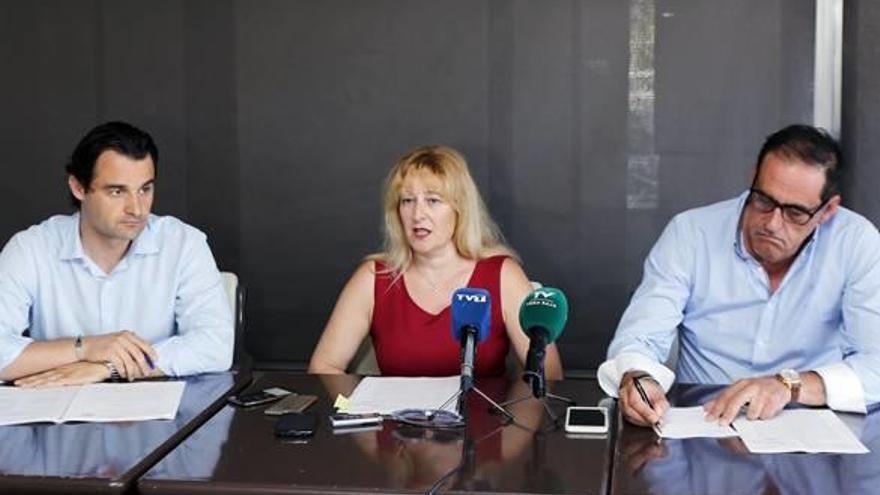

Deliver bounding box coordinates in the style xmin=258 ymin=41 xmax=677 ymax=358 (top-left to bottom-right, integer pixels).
xmin=519 ymin=287 xmax=568 ymax=398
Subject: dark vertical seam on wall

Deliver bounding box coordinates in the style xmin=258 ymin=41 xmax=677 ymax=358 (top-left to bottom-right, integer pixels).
xmin=488 ymin=0 xmax=514 ymax=241
xmin=231 ymin=0 xmax=242 ymax=274
xmin=93 ymin=0 xmax=104 ymax=119
xmin=180 ymin=0 xmax=190 ymax=219
xmin=572 ymin=0 xmax=583 ymax=299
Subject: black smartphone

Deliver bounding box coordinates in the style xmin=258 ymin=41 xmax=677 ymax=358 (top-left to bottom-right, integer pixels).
xmin=228 ymin=387 xmax=291 ymax=407
xmin=274 ymin=412 xmax=318 ymax=439
xmin=264 ymin=394 xmax=318 ymax=416
xmin=564 ymin=406 xmax=609 ymax=434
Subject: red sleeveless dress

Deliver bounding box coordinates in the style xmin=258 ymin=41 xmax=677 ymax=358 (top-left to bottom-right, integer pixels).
xmin=371 ymin=255 xmax=510 ymax=376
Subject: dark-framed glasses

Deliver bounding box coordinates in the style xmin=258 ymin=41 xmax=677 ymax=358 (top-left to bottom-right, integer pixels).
xmin=747 ymin=188 xmax=828 ymax=226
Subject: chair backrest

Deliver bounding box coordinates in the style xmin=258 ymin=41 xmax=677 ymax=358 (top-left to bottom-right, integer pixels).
xmin=348 ymin=336 xmax=380 ymax=376
xmin=220 ymin=271 xmax=248 ymax=366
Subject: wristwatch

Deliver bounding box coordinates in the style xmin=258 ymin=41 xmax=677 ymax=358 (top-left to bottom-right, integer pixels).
xmin=103 ymin=361 xmax=123 ymax=382
xmin=74 ymin=335 xmax=85 ymax=361
xmin=776 ymin=369 xmax=802 ymax=404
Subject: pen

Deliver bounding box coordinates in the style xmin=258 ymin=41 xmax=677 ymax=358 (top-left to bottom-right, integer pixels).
xmin=145 ymin=353 xmax=155 ymax=370
xmin=633 ymin=376 xmax=663 ymax=437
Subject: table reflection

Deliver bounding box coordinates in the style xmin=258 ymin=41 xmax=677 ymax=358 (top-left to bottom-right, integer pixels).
xmin=619 ymin=384 xmax=880 ymax=495
xmin=323 ymin=377 xmax=550 ymax=492
xmin=0 ymin=372 xmax=234 ymax=479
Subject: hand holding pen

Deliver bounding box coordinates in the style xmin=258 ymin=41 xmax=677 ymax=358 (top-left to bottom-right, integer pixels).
xmin=633 ymin=377 xmax=664 ymax=437
xmin=620 ymin=370 xmax=670 ymax=435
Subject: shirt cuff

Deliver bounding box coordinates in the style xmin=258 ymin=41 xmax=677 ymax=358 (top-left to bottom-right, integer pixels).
xmin=813 ymin=363 xmax=867 ymax=414
xmin=597 ymin=351 xmax=676 ymax=398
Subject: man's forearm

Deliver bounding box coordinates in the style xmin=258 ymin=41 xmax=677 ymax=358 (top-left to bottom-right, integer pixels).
xmin=0 ymin=339 xmax=78 ymax=381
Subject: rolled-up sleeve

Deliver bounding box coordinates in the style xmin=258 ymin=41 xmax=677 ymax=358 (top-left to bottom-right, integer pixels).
xmin=0 ymin=235 xmax=36 ymax=374
xmin=152 ymin=233 xmax=233 ymax=376
xmin=601 ymin=215 xmax=693 ymax=396
xmin=833 ymin=221 xmax=880 ymax=410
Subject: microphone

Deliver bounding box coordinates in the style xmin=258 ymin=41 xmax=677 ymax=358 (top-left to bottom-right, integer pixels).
xmin=450 ymin=288 xmax=491 ymax=395
xmin=519 ymin=287 xmax=568 ymax=398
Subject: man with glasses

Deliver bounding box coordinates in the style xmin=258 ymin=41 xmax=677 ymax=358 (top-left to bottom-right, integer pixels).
xmin=598 ymin=124 xmax=880 ymax=429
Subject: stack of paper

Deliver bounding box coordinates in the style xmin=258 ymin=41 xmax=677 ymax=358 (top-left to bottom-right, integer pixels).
xmin=655 ymin=406 xmax=868 ymax=454
xmin=0 ymin=381 xmax=186 ymax=426
xmin=732 ymin=409 xmax=868 ymax=454
xmin=343 ymin=376 xmax=460 ymax=415
xmin=658 ymin=407 xmax=739 ymax=439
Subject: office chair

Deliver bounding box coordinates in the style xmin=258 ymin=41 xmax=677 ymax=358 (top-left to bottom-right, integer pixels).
xmin=220 ymin=271 xmax=249 ymax=367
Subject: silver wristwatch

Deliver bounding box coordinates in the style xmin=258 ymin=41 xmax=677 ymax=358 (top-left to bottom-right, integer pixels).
xmin=103 ymin=361 xmax=123 ymax=382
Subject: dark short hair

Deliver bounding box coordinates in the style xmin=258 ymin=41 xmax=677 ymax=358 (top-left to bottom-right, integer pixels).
xmin=65 ymin=121 xmax=159 ymax=209
xmin=755 ymin=124 xmax=842 ymax=201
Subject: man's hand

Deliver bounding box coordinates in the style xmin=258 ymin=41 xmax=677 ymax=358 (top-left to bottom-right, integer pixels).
xmin=82 ymin=331 xmax=158 ymax=380
xmin=619 ymin=370 xmax=670 ymax=427
xmin=703 ymin=376 xmax=790 ymax=426
xmin=14 ymin=361 xmax=110 ymax=388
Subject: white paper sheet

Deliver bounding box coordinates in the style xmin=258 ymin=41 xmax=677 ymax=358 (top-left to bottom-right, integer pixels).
xmin=0 ymin=387 xmax=78 ymax=426
xmin=0 ymin=381 xmax=186 ymax=425
xmin=658 ymin=406 xmax=739 ymax=439
xmin=345 ymin=376 xmax=461 ymax=415
xmin=65 ymin=381 xmax=186 ymax=422
xmin=733 ymin=409 xmax=869 ymax=454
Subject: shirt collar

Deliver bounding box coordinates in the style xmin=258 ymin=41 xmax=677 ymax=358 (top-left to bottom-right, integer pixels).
xmin=58 ymin=213 xmax=159 ymax=261
xmin=129 ymin=216 xmax=159 ymax=256
xmin=733 ymin=191 xmax=751 ymax=261
xmin=59 ymin=212 xmax=85 ymax=261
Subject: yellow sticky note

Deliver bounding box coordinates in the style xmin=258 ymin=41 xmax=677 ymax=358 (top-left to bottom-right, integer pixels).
xmin=334 ymin=394 xmax=352 ymax=412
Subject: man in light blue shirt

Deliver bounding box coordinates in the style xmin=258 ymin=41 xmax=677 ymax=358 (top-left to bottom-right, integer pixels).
xmin=0 ymin=121 xmax=233 ymax=386
xmin=599 ymin=125 xmax=880 ymax=428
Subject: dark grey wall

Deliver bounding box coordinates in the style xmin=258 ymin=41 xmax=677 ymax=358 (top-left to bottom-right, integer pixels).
xmin=843 ymin=0 xmax=880 ymax=226
xmin=0 ymin=0 xmax=815 ymax=373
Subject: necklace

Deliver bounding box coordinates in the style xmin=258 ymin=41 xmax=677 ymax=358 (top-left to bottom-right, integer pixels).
xmin=415 ymin=262 xmax=472 ymax=295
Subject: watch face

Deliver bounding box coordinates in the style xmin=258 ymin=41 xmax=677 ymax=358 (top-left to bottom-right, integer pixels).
xmin=780 ymin=369 xmax=799 ymax=382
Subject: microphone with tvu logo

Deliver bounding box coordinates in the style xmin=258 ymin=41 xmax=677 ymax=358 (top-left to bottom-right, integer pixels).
xmin=450 ymin=287 xmax=491 ymax=393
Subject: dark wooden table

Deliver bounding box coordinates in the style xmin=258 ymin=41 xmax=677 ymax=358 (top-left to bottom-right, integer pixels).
xmin=139 ymin=372 xmax=616 ymax=495
xmin=0 ymin=371 xmax=245 ymax=494
xmin=610 ymin=383 xmax=880 ymax=495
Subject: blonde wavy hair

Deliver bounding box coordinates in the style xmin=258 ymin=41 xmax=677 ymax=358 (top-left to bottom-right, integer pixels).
xmin=368 ymin=145 xmax=516 ymax=275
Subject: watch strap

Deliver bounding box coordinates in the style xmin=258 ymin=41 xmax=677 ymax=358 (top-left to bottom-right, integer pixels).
xmin=103 ymin=361 xmax=122 ymax=382
xmin=776 ymin=371 xmax=801 ymax=404
xmin=74 ymin=335 xmax=85 ymax=361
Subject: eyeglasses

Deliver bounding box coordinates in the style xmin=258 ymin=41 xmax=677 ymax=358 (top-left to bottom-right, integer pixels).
xmin=747 ymin=188 xmax=828 ymax=226
xmin=390 ymin=408 xmax=465 ymax=429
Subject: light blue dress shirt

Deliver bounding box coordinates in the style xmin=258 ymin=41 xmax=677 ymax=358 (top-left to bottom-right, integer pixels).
xmin=0 ymin=213 xmax=233 ymax=376
xmin=599 ymin=191 xmax=880 ymax=412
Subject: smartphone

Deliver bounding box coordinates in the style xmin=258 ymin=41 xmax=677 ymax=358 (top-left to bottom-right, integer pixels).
xmin=228 ymin=387 xmax=291 ymax=407
xmin=264 ymin=394 xmax=318 ymax=416
xmin=564 ymin=406 xmax=609 ymax=434
xmin=329 ymin=412 xmax=383 ymax=428
xmin=274 ymin=412 xmax=318 ymax=439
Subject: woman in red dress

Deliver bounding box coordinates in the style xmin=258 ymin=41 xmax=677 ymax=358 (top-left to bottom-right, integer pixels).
xmin=309 ymin=145 xmax=562 ymax=378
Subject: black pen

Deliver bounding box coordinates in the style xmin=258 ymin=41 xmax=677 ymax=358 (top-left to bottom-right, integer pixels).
xmin=633 ymin=376 xmax=663 ymax=437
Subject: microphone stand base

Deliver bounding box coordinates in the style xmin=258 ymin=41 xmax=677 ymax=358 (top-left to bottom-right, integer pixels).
xmin=497 ymin=392 xmax=576 ymax=430
xmin=438 ymin=386 xmax=515 ymax=423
